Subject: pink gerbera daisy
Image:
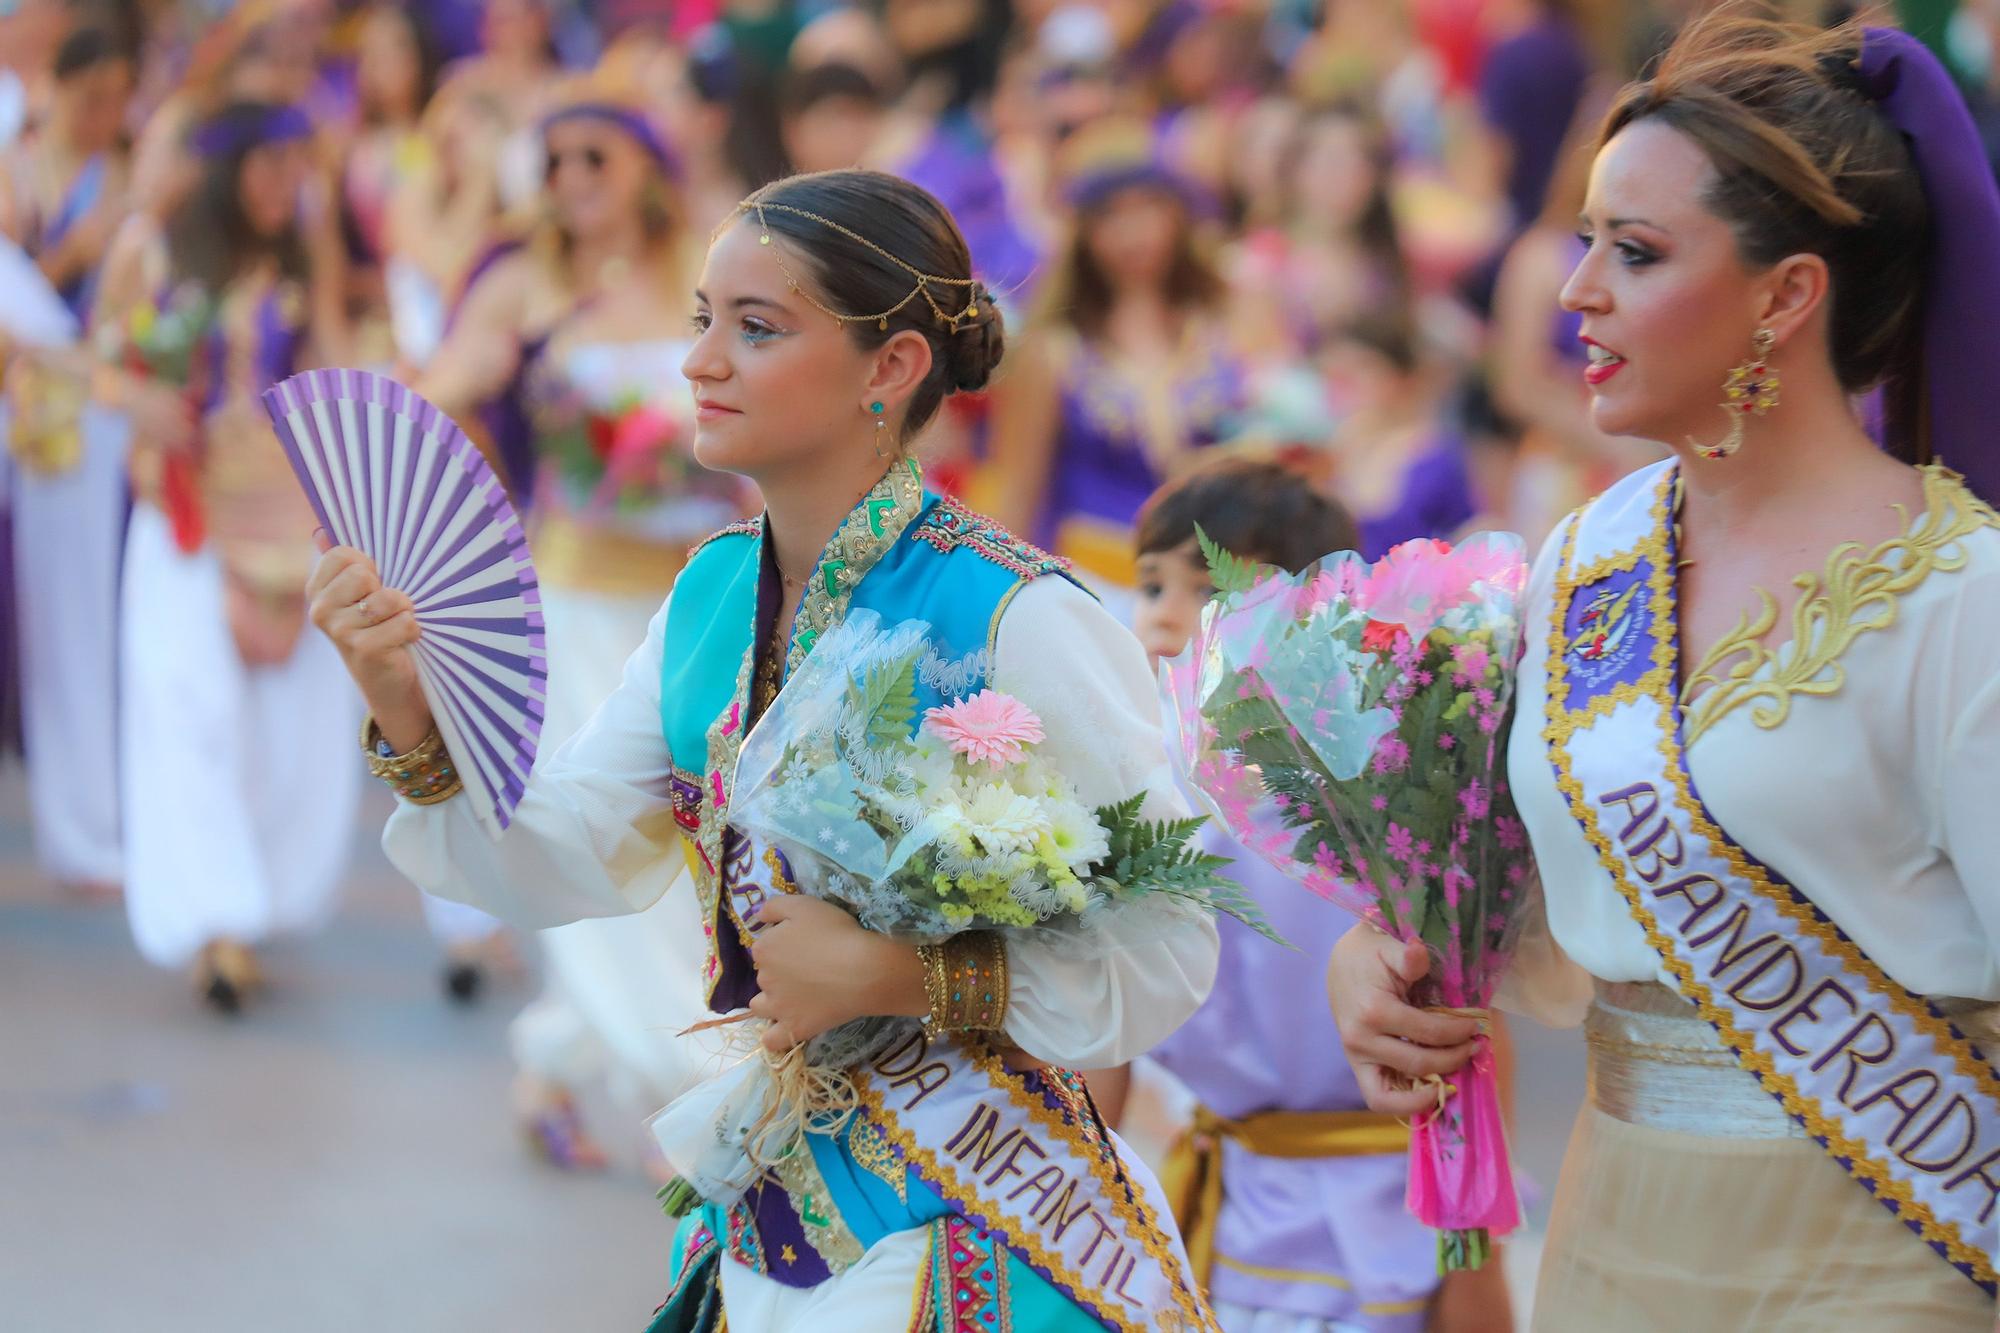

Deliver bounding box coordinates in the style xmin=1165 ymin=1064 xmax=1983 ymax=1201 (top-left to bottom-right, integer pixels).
xmin=923 ymin=690 xmax=1045 ymax=769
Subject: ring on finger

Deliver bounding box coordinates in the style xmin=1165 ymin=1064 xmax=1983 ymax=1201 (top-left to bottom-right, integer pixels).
xmin=355 ymin=597 xmax=374 ymax=625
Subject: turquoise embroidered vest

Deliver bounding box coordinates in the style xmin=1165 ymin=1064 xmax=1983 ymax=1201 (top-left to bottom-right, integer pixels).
xmin=659 ymin=459 xmax=1073 ymax=1008
xmin=654 ymin=461 xmax=1080 ymax=1295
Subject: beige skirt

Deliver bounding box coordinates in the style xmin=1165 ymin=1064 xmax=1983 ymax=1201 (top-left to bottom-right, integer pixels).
xmin=1532 ymin=984 xmax=1994 ymax=1332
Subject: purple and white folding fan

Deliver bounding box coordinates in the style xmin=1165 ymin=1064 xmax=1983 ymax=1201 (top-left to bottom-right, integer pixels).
xmin=261 ymin=368 xmax=546 ymax=837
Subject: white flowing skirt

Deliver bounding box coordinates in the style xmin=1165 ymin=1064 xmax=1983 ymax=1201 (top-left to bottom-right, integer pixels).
xmin=507 ymin=584 xmax=713 ymax=1108
xmin=12 ymin=402 xmax=127 ymax=884
xmin=118 ymin=504 xmax=361 ymax=967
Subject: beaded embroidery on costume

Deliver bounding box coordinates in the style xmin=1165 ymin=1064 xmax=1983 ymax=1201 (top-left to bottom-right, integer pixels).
xmin=685 ymin=516 xmax=763 ymax=564
xmin=911 ymin=495 xmax=1071 ymax=580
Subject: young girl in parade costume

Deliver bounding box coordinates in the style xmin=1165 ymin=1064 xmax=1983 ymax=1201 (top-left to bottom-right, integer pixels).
xmin=1 ymin=26 xmax=136 ymax=899
xmin=92 ymin=101 xmax=359 ymax=1011
xmin=416 ymin=76 xmax=746 ymax=1161
xmin=1329 ymin=14 xmax=2000 ymax=1328
xmin=310 ymin=167 xmax=1222 ymax=1331
xmin=1109 ymin=456 xmax=1511 ymax=1333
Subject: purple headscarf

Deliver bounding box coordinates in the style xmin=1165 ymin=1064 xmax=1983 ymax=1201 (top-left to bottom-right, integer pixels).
xmin=1858 ymin=28 xmax=2000 ymax=503
xmin=540 ymin=103 xmax=682 ymax=183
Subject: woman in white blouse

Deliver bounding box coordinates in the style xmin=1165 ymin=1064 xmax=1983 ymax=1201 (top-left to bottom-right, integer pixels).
xmin=307 ymin=167 xmax=1219 ymax=1331
xmin=1330 ymin=15 xmax=2000 ymax=1330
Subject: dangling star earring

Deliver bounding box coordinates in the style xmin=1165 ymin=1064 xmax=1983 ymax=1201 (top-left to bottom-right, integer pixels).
xmin=870 ymin=401 xmax=888 ymax=458
xmin=1690 ymin=327 xmax=1779 ymax=461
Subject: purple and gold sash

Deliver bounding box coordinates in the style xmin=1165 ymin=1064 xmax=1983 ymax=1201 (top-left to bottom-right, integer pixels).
xmin=1544 ymin=463 xmax=2000 ymax=1294
xmin=854 ymin=1028 xmax=1216 ymax=1332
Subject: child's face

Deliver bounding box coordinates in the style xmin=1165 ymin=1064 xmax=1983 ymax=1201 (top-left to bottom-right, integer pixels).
xmin=1133 ymin=540 xmax=1216 ymax=664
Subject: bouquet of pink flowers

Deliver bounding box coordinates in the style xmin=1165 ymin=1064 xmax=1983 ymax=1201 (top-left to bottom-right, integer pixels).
xmin=1162 ymin=530 xmax=1535 ymax=1272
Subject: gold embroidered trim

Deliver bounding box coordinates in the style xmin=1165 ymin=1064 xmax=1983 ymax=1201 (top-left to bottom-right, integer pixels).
xmin=850 ymin=1117 xmax=908 ymax=1202
xmin=773 ymin=1138 xmax=868 ymax=1271
xmin=694 ymin=639 xmax=759 ymax=1004
xmin=1541 ymin=466 xmax=2000 ymax=1289
xmin=786 ymin=458 xmax=926 ymax=677
xmin=689 ymin=462 xmax=927 ymax=1000
xmin=1680 ymin=465 xmax=1999 ymax=744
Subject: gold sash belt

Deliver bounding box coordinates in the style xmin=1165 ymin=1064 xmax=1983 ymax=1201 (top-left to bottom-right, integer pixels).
xmin=1160 ymin=1104 xmax=1409 ymax=1288
xmin=1588 ymin=981 xmax=2000 ymax=1141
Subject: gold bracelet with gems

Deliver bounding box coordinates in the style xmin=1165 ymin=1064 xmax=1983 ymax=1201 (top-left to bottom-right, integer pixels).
xmin=918 ymin=932 xmax=1009 ymax=1034
xmin=360 ymin=715 xmax=464 ymax=805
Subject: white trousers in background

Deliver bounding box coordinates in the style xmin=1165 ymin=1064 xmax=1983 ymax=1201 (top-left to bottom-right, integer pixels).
xmin=118 ymin=504 xmax=361 ymax=968
xmin=12 ymin=403 xmax=127 ymax=884
xmin=508 ymin=585 xmax=713 ymax=1110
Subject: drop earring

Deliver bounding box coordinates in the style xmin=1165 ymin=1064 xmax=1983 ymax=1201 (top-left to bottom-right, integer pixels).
xmin=1689 ymin=327 xmax=1779 ymax=461
xmin=871 ymin=401 xmax=888 ymax=458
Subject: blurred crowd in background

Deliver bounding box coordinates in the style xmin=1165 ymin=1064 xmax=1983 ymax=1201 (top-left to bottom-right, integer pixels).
xmin=9 ymin=0 xmax=1946 ymax=597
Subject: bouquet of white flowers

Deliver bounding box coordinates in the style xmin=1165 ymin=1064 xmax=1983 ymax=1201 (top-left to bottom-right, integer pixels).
xmin=653 ymin=610 xmax=1272 ymax=1208
xmin=731 ymin=611 xmax=1273 ymax=940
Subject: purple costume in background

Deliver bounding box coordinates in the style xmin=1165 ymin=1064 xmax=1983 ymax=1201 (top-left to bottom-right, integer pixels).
xmin=0 ymin=153 xmax=112 ymax=755
xmin=21 ymin=153 xmax=109 ymax=318
xmin=1478 ymin=12 xmax=1590 ymax=231
xmin=1037 ymin=332 xmax=1246 ymax=572
xmin=442 ymin=238 xmax=543 ymax=511
xmin=1150 ymin=824 xmax=1442 ymax=1330
xmin=1354 ymin=432 xmax=1475 ymax=560
xmin=889 ymin=111 xmax=1040 ymax=299
xmin=0 ymin=481 xmax=18 ymax=757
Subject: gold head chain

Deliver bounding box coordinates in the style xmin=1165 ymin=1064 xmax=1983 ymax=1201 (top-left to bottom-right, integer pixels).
xmin=741 ymin=199 xmax=983 ymax=333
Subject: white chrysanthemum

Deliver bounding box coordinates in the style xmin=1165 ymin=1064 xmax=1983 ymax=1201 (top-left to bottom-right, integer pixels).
xmin=1045 ymin=799 xmax=1110 ymax=872
xmin=903 ymin=737 xmax=958 ymax=797
xmin=964 ymin=783 xmax=1049 ymax=856
xmin=1013 ymin=756 xmax=1073 ymax=803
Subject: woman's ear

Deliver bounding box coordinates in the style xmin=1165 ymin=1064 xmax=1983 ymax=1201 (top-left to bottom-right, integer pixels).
xmin=1758 ymin=251 xmax=1830 ymax=351
xmin=864 ymin=329 xmax=934 ymax=419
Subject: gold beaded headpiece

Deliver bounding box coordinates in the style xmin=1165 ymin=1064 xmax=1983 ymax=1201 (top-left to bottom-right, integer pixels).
xmin=737 ymin=197 xmax=984 ymax=333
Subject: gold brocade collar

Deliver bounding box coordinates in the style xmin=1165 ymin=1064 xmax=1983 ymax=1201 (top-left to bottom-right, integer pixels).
xmin=781 ymin=457 xmax=926 ymax=678
xmin=1679 ymin=464 xmax=1999 ymax=744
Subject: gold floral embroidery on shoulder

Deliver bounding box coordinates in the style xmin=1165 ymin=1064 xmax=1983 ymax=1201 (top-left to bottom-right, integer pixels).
xmin=1681 ymin=465 xmax=1999 ymax=744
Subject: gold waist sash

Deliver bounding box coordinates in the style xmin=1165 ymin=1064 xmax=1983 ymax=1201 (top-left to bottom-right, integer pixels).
xmin=534 ymin=513 xmax=686 ymax=599
xmin=1160 ymin=1104 xmax=1409 ymax=1287
xmin=1588 ymin=981 xmax=2000 ymax=1140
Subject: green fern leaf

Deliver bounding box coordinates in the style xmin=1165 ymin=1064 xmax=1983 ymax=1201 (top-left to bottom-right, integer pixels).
xmin=1195 ymin=524 xmax=1274 ymax=596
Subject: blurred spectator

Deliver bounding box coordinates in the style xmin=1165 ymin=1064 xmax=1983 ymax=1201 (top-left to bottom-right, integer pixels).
xmin=985 ymin=119 xmax=1247 ymax=593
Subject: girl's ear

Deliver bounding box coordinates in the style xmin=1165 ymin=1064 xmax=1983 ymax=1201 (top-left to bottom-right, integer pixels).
xmin=862 ymin=329 xmax=934 ymax=421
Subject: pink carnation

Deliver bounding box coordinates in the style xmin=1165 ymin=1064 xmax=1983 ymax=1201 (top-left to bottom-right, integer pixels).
xmin=923 ymin=690 xmax=1045 ymax=769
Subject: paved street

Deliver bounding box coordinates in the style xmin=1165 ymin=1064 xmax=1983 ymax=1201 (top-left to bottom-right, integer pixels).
xmin=1 ymin=772 xmax=1585 ymax=1331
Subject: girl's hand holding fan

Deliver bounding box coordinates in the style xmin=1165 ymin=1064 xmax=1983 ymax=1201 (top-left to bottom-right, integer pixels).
xmin=306 ymin=538 xmax=426 ymax=743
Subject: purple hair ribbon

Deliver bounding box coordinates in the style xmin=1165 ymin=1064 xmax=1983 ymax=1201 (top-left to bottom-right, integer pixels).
xmin=539 ymin=103 xmax=683 ymax=183
xmin=1859 ymin=27 xmax=2000 ymax=504
xmin=190 ymin=104 xmax=314 ymax=159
